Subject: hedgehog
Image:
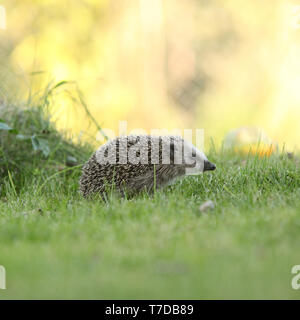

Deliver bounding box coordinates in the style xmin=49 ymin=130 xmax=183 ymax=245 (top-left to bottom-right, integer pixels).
xmin=80 ymin=135 xmax=216 ymax=198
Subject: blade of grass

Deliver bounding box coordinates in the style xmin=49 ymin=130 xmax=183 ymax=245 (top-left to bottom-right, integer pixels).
xmin=7 ymin=170 xmax=17 ymax=197
xmin=36 ymin=164 xmax=83 ymax=196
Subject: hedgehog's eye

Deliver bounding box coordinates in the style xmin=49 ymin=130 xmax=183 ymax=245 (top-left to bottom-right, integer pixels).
xmin=104 ymin=148 xmax=109 ymax=157
xmin=192 ymin=149 xmax=196 ymax=157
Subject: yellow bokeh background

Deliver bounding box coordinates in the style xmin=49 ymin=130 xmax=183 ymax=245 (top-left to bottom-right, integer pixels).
xmin=1 ymin=0 xmax=300 ymax=150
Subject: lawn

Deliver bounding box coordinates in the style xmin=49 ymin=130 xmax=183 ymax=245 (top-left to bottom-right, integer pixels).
xmin=1 ymin=146 xmax=300 ymax=299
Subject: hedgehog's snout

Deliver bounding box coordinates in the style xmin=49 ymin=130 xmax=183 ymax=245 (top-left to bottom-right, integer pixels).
xmin=203 ymin=160 xmax=216 ymax=172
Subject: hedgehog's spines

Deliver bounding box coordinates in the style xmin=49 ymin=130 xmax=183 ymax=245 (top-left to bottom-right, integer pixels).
xmin=80 ymin=135 xmax=197 ymax=198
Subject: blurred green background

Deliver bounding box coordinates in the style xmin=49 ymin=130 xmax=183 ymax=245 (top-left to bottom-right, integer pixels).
xmin=1 ymin=0 xmax=300 ymax=148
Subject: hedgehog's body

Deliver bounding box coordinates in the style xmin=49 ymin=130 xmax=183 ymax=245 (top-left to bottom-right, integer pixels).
xmin=80 ymin=135 xmax=215 ymax=198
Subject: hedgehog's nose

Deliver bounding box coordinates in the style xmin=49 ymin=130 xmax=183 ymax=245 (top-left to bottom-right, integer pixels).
xmin=204 ymin=160 xmax=216 ymax=172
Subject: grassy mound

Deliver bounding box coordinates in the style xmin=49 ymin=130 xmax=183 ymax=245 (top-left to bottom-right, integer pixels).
xmin=0 ymin=84 xmax=93 ymax=197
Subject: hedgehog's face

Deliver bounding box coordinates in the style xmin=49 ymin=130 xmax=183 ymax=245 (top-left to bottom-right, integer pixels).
xmin=172 ymin=139 xmax=216 ymax=175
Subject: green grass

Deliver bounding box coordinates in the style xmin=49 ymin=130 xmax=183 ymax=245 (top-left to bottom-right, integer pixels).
xmin=0 ymin=86 xmax=300 ymax=299
xmin=0 ymin=149 xmax=300 ymax=299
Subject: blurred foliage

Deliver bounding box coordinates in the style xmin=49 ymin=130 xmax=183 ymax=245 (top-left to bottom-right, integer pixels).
xmin=1 ymin=0 xmax=300 ymax=149
xmin=224 ymin=127 xmax=277 ymax=157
